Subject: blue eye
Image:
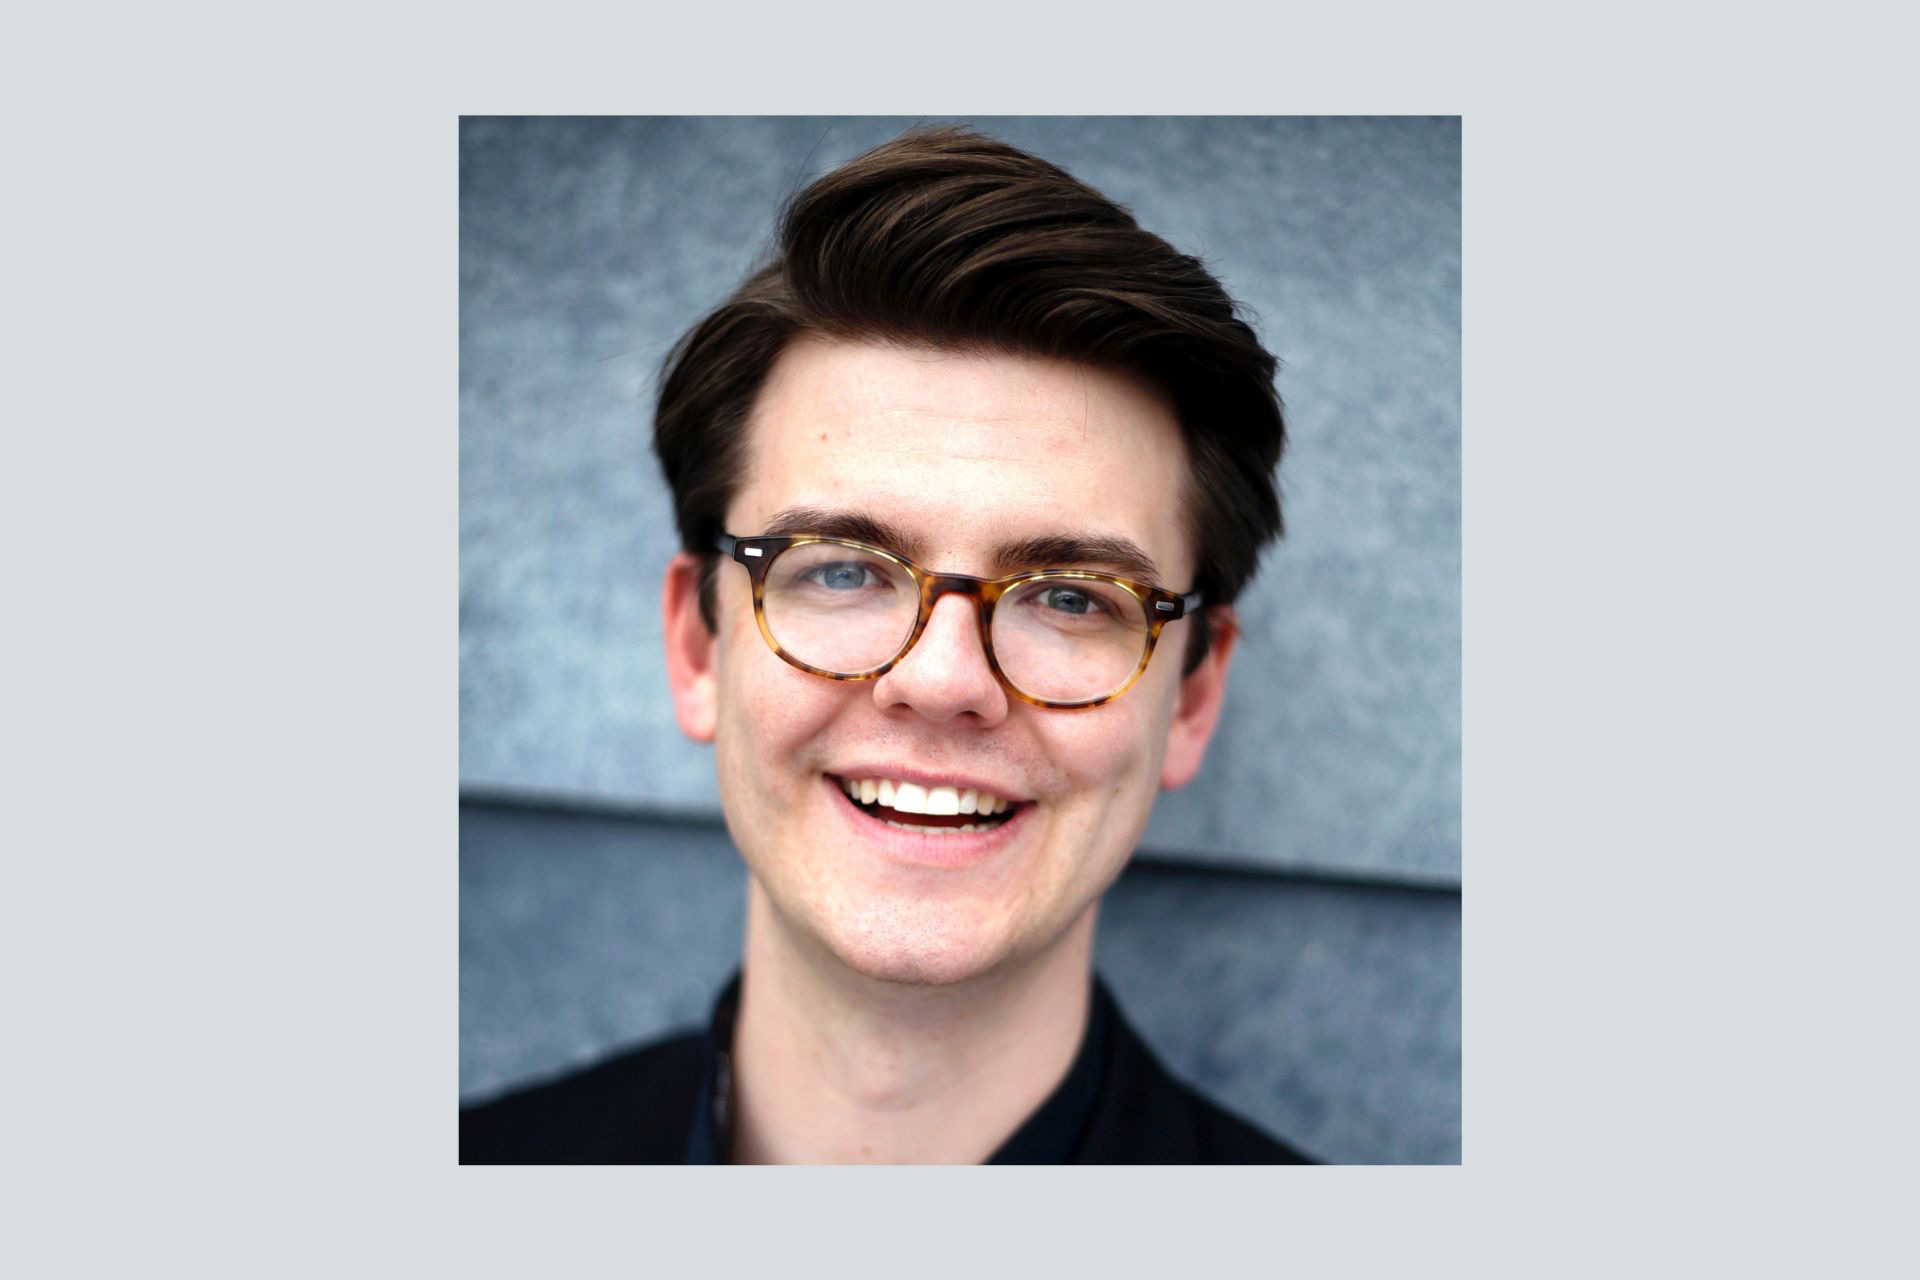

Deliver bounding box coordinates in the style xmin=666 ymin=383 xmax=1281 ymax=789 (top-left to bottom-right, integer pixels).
xmin=1041 ymin=587 xmax=1097 ymax=615
xmin=803 ymin=562 xmax=875 ymax=590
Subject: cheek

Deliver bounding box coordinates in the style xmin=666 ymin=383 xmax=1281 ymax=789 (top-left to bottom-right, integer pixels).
xmin=1041 ymin=692 xmax=1173 ymax=808
xmin=1010 ymin=706 xmax=1169 ymax=926
xmin=713 ymin=618 xmax=848 ymax=792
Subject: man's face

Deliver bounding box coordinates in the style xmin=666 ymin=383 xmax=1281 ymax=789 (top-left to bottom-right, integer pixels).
xmin=677 ymin=337 xmax=1228 ymax=986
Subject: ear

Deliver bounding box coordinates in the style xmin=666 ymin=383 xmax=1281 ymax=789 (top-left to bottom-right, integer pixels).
xmin=1159 ymin=607 xmax=1239 ymax=790
xmin=662 ymin=551 xmax=718 ymax=743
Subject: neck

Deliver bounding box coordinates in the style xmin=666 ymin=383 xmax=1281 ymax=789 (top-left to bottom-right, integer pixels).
xmin=728 ymin=881 xmax=1095 ymax=1164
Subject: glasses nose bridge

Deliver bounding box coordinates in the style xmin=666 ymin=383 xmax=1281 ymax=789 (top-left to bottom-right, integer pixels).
xmin=921 ymin=571 xmax=989 ymax=606
xmin=918 ymin=570 xmax=992 ymax=626
xmin=906 ymin=571 xmax=998 ymax=671
xmin=869 ymin=568 xmax=1006 ymax=720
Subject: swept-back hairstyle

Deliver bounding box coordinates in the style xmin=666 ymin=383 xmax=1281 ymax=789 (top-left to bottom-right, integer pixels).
xmin=653 ymin=125 xmax=1285 ymax=668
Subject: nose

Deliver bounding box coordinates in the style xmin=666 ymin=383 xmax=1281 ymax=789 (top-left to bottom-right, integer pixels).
xmin=873 ymin=590 xmax=1009 ymax=725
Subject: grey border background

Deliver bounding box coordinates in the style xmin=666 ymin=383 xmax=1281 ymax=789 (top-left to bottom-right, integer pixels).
xmin=12 ymin=4 xmax=1911 ymax=1269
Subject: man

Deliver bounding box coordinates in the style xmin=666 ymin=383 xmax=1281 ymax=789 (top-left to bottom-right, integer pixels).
xmin=462 ymin=126 xmax=1314 ymax=1163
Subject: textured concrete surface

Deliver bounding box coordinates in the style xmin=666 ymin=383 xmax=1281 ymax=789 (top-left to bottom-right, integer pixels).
xmin=459 ymin=802 xmax=1460 ymax=1164
xmin=460 ymin=115 xmax=1459 ymax=885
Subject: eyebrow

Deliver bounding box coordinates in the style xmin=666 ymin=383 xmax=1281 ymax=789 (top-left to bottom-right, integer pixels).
xmin=762 ymin=507 xmax=924 ymax=558
xmin=991 ymin=534 xmax=1161 ymax=584
xmin=760 ymin=506 xmax=1164 ymax=584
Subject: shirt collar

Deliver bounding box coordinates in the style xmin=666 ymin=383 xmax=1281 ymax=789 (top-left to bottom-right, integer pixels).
xmin=686 ymin=971 xmax=1111 ymax=1164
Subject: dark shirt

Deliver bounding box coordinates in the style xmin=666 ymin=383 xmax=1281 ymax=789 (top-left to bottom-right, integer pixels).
xmin=461 ymin=973 xmax=1316 ymax=1165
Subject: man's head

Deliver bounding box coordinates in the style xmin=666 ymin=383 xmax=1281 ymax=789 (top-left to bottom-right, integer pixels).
xmin=656 ymin=127 xmax=1285 ymax=987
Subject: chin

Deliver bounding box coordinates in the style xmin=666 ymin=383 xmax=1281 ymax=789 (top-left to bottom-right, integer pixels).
xmin=814 ymin=896 xmax=1022 ymax=987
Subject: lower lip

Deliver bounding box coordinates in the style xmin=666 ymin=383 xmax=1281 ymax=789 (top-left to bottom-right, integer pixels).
xmin=824 ymin=776 xmax=1031 ymax=870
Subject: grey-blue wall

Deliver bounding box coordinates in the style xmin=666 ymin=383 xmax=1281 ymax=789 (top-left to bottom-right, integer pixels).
xmin=459 ymin=117 xmax=1460 ymax=1162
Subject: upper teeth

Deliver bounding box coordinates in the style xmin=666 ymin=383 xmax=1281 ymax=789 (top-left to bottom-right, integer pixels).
xmin=841 ymin=776 xmax=1012 ymax=816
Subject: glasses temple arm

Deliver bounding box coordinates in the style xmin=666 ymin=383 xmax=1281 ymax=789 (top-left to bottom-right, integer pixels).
xmin=1154 ymin=590 xmax=1206 ymax=619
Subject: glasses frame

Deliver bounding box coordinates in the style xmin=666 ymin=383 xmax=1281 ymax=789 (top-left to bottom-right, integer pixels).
xmin=717 ymin=533 xmax=1203 ymax=709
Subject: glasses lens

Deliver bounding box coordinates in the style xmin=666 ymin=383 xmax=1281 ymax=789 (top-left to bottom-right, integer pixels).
xmin=761 ymin=541 xmax=919 ymax=674
xmin=992 ymin=576 xmax=1150 ymax=704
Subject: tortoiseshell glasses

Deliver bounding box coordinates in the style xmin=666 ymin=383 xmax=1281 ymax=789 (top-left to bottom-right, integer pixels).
xmin=717 ymin=534 xmax=1203 ymax=709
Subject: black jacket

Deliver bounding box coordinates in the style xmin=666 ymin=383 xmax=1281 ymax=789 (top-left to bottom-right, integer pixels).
xmin=461 ymin=976 xmax=1315 ymax=1164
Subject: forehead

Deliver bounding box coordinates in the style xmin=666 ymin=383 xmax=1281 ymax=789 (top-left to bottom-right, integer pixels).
xmin=730 ymin=338 xmax=1195 ymax=582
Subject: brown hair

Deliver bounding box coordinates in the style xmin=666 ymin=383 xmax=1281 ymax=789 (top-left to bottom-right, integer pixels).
xmin=653 ymin=125 xmax=1285 ymax=670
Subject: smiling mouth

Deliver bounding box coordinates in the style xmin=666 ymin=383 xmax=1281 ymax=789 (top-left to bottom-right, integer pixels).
xmin=831 ymin=775 xmax=1023 ymax=834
